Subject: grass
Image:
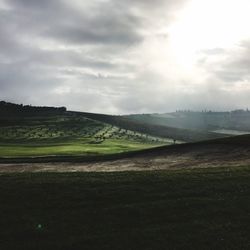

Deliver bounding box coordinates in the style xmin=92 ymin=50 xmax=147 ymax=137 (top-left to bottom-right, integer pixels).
xmin=0 ymin=114 xmax=171 ymax=158
xmin=1 ymin=166 xmax=250 ymax=249
xmin=0 ymin=139 xmax=159 ymax=158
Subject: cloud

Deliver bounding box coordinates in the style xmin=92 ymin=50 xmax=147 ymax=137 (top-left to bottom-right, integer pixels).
xmin=1 ymin=0 xmax=250 ymax=114
xmin=199 ymin=42 xmax=250 ymax=83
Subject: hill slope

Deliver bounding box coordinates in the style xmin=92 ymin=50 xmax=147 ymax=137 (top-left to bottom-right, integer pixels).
xmin=1 ymin=134 xmax=250 ymax=171
xmin=0 ymin=101 xmax=232 ymax=160
xmin=71 ymin=111 xmax=225 ymax=142
xmin=124 ymin=111 xmax=250 ymax=134
xmin=0 ymin=102 xmax=174 ymax=158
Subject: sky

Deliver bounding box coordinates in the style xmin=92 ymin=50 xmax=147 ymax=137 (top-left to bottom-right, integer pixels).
xmin=0 ymin=0 xmax=250 ymax=114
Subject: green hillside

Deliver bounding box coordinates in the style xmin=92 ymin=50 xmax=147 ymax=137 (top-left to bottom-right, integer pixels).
xmin=0 ymin=102 xmax=233 ymax=159
xmin=0 ymin=102 xmax=173 ymax=158
xmin=76 ymin=111 xmax=225 ymax=142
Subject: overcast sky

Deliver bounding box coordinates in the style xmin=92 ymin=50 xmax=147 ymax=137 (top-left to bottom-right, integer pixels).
xmin=0 ymin=0 xmax=250 ymax=114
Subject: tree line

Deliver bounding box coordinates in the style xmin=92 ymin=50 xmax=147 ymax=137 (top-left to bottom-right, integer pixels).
xmin=0 ymin=101 xmax=66 ymax=118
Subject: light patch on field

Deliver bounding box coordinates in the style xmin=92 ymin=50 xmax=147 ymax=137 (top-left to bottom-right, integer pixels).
xmin=212 ymin=129 xmax=250 ymax=136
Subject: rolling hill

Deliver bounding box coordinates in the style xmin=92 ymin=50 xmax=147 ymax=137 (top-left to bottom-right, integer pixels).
xmin=1 ymin=133 xmax=250 ymax=171
xmin=2 ymin=102 xmax=250 ymax=250
xmin=71 ymin=111 xmax=225 ymax=142
xmin=0 ymin=101 xmax=243 ymax=163
xmin=124 ymin=111 xmax=250 ymax=135
xmin=0 ymin=102 xmax=178 ymax=159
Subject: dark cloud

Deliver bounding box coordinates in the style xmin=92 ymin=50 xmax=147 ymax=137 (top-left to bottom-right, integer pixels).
xmin=2 ymin=0 xmax=249 ymax=114
xmin=7 ymin=0 xmax=144 ymax=47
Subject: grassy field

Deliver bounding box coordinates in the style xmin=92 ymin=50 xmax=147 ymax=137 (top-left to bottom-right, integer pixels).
xmin=0 ymin=114 xmax=173 ymax=158
xmin=0 ymin=139 xmax=159 ymax=158
xmin=1 ymin=166 xmax=250 ymax=250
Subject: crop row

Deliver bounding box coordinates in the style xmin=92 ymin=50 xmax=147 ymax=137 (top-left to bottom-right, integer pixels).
xmin=0 ymin=118 xmax=172 ymax=144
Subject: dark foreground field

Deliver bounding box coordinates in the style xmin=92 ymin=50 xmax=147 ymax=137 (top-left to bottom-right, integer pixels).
xmin=1 ymin=167 xmax=250 ymax=250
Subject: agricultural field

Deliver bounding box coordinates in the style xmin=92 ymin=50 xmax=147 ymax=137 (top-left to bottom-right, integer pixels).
xmin=78 ymin=111 xmax=225 ymax=142
xmin=1 ymin=103 xmax=250 ymax=250
xmin=0 ymin=114 xmax=176 ymax=158
xmin=2 ymin=166 xmax=250 ymax=249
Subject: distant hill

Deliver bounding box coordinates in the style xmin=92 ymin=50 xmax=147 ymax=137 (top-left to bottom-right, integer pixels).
xmin=1 ymin=103 xmax=250 ymax=171
xmin=72 ymin=111 xmax=226 ymax=142
xmin=0 ymin=101 xmax=172 ymax=159
xmin=0 ymin=101 xmax=228 ymax=143
xmin=124 ymin=111 xmax=250 ymax=134
xmin=0 ymin=101 xmax=66 ymax=119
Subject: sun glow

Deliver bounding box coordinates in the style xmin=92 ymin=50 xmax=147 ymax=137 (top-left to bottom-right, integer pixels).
xmin=168 ymin=0 xmax=250 ymax=68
